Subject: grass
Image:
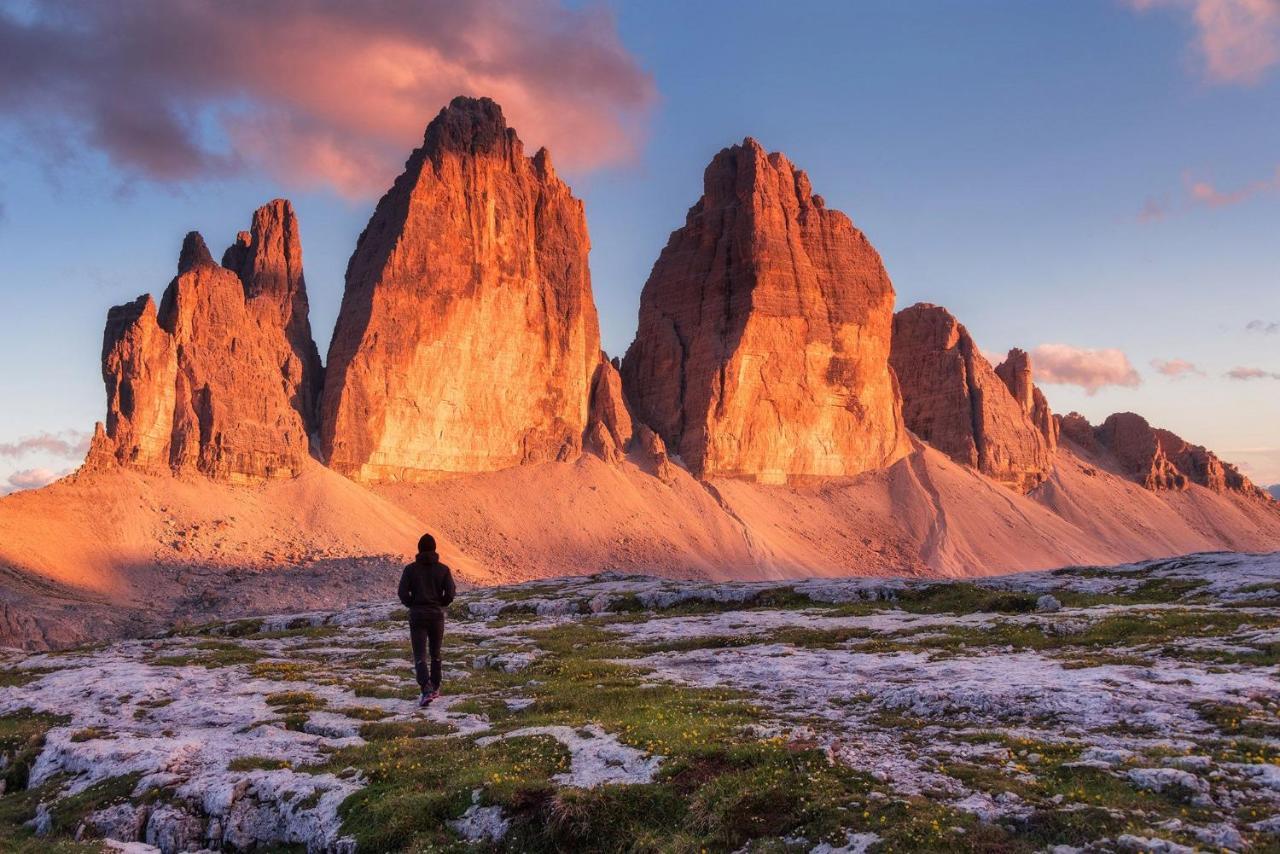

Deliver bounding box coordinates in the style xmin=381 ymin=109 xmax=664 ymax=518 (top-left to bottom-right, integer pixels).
xmin=265 ymin=691 xmax=326 ymax=713
xmin=228 ymin=756 xmax=294 ymax=771
xmin=149 ymin=639 xmax=262 ymax=668
xmin=0 ymin=669 xmax=50 ymax=689
xmin=0 ymin=709 xmax=69 ymax=792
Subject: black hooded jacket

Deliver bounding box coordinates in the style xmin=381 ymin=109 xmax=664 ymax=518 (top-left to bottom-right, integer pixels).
xmin=398 ymin=551 xmax=457 ymax=618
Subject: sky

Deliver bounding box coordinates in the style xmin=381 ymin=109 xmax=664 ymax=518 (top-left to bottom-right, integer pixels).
xmin=0 ymin=0 xmax=1277 ymax=493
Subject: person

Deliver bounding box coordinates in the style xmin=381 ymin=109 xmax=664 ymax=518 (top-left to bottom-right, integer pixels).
xmin=397 ymin=533 xmax=456 ymax=707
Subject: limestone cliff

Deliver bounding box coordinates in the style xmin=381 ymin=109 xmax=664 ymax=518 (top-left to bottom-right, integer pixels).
xmin=620 ymin=138 xmax=907 ymax=483
xmin=890 ymin=304 xmax=1053 ymax=492
xmin=321 ymin=97 xmax=601 ymax=481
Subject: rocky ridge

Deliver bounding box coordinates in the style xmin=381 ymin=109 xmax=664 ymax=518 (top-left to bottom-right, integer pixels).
xmin=76 ymin=95 xmax=1273 ymax=525
xmin=88 ymin=227 xmax=312 ymax=482
xmin=890 ymin=303 xmax=1054 ymax=492
xmin=1065 ymin=411 xmax=1268 ymax=498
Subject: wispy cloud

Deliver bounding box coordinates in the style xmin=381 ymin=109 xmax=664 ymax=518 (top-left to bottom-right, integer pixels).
xmin=1225 ymin=366 xmax=1280 ymax=379
xmin=1030 ymin=344 xmax=1143 ymax=394
xmin=1138 ymin=164 xmax=1280 ymax=220
xmin=1246 ymin=319 xmax=1279 ymax=333
xmin=1127 ymin=0 xmax=1280 ymax=84
xmin=1187 ymin=167 xmax=1280 ymax=207
xmin=1151 ymin=358 xmax=1205 ymax=377
xmin=1137 ymin=197 xmax=1169 ymax=222
xmin=0 ymin=467 xmax=67 ymax=496
xmin=0 ymin=430 xmax=91 ymax=460
xmin=0 ymin=0 xmax=656 ymax=198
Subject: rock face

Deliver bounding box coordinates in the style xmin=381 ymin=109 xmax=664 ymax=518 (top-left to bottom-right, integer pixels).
xmin=1074 ymin=412 xmax=1270 ymax=498
xmin=321 ymin=97 xmax=601 ymax=482
xmin=994 ymin=348 xmax=1059 ymax=451
xmin=222 ymin=200 xmax=324 ymax=430
xmin=585 ymin=355 xmax=633 ymax=464
xmin=890 ymin=304 xmax=1054 ymax=492
xmin=93 ymin=295 xmax=178 ymax=472
xmin=620 ymin=138 xmax=907 ymax=484
xmin=1057 ymin=412 xmax=1100 ymax=453
xmin=89 ymin=226 xmax=313 ymax=482
xmin=1095 ymin=412 xmax=1187 ymax=491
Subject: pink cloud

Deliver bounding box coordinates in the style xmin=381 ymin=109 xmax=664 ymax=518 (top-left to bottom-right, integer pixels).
xmin=1030 ymin=344 xmax=1142 ymax=395
xmin=1136 ymin=197 xmax=1169 ymax=222
xmin=1140 ymin=165 xmax=1280 ymax=221
xmin=2 ymin=467 xmax=66 ymax=495
xmin=1226 ymin=366 xmax=1280 ymax=379
xmin=1187 ymin=166 xmax=1280 ymax=207
xmin=1128 ymin=0 xmax=1280 ymax=84
xmin=1151 ymin=358 xmax=1205 ymax=377
xmin=0 ymin=1 xmax=656 ymax=198
xmin=0 ymin=430 xmax=91 ymax=460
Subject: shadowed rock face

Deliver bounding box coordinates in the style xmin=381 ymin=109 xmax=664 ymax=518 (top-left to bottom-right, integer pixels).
xmin=1079 ymin=412 xmax=1269 ymax=498
xmin=994 ymin=348 xmax=1059 ymax=452
xmin=620 ymin=138 xmax=907 ymax=483
xmin=222 ymin=199 xmax=324 ymax=430
xmin=890 ymin=304 xmax=1053 ymax=492
xmin=321 ymin=96 xmax=601 ymax=482
xmin=89 ymin=226 xmax=313 ymax=482
xmin=585 ymin=354 xmax=633 ymax=464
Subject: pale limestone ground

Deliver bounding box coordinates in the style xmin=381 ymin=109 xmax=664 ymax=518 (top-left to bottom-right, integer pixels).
xmin=0 ymin=550 xmax=1277 ymax=853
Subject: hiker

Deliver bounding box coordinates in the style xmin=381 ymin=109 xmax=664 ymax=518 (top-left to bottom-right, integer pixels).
xmin=398 ymin=533 xmax=457 ymax=707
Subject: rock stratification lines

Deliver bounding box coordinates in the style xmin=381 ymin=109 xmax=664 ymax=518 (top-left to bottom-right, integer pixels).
xmin=890 ymin=303 xmax=1055 ymax=493
xmin=621 ymin=138 xmax=908 ymax=483
xmin=319 ymin=96 xmax=601 ymax=482
xmin=90 ymin=230 xmax=312 ymax=482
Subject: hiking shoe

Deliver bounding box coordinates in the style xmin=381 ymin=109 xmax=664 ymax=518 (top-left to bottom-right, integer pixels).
xmin=418 ymin=692 xmax=432 ymax=708
xmin=427 ymin=688 xmax=441 ymax=703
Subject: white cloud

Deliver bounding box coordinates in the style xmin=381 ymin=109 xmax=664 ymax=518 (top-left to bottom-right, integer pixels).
xmin=1128 ymin=0 xmax=1280 ymax=84
xmin=1030 ymin=344 xmax=1143 ymax=394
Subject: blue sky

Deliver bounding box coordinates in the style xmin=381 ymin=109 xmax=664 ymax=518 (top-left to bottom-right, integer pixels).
xmin=0 ymin=0 xmax=1277 ymax=490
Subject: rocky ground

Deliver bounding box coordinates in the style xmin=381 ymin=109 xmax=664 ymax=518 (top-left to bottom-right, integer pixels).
xmin=0 ymin=551 xmax=1277 ymax=853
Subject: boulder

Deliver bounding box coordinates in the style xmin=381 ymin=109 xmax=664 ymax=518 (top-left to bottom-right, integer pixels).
xmin=321 ymin=97 xmax=601 ymax=481
xmin=890 ymin=304 xmax=1053 ymax=492
xmin=620 ymin=138 xmax=907 ymax=483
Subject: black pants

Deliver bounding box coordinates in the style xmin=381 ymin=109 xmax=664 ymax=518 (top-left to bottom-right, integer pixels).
xmin=409 ymin=611 xmax=445 ymax=692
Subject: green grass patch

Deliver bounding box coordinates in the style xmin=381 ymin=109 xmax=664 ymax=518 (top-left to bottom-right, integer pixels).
xmin=0 ymin=709 xmax=69 ymax=792
xmin=265 ymin=691 xmax=326 ymax=712
xmin=228 ymin=756 xmax=293 ymax=772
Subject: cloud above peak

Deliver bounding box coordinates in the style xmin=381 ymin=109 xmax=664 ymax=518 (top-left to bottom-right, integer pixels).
xmin=0 ymin=0 xmax=656 ymax=198
xmin=1030 ymin=344 xmax=1142 ymax=394
xmin=1128 ymin=0 xmax=1280 ymax=84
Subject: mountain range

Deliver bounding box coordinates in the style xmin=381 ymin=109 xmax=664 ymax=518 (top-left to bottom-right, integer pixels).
xmin=1 ymin=96 xmax=1276 ymax=650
